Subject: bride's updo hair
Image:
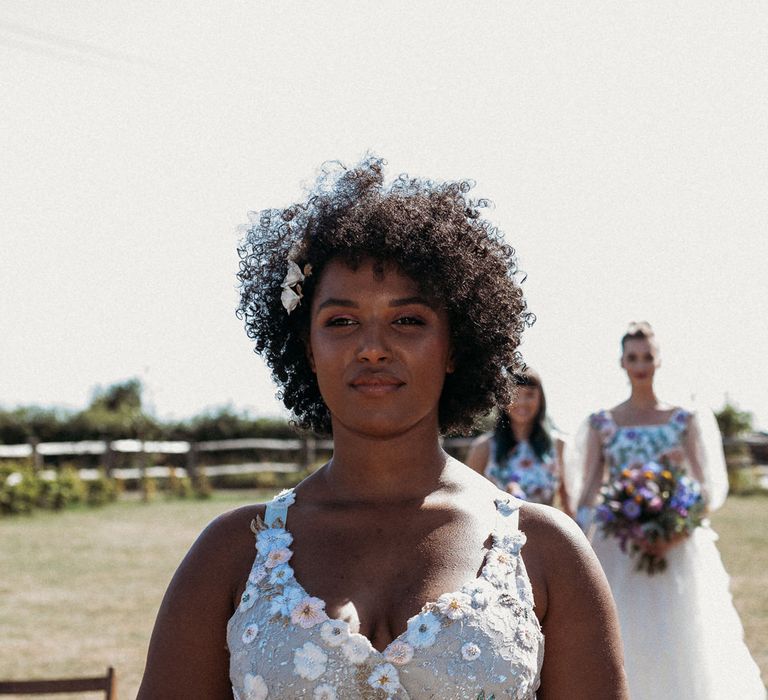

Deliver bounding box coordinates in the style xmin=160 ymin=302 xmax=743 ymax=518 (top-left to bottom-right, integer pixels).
xmin=621 ymin=321 xmax=657 ymax=352
xmin=236 ymin=155 xmax=533 ymax=436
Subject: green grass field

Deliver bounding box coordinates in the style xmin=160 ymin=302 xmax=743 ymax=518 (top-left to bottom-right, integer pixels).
xmin=0 ymin=491 xmax=765 ymax=698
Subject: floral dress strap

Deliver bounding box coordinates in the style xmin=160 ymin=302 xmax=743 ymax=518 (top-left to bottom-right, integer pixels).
xmin=494 ymin=494 xmax=521 ymax=531
xmin=668 ymin=407 xmax=692 ymax=435
xmin=264 ymin=488 xmax=296 ymax=528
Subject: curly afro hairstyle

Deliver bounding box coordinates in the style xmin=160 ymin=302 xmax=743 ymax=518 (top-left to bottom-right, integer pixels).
xmin=236 ymin=155 xmax=533 ymax=436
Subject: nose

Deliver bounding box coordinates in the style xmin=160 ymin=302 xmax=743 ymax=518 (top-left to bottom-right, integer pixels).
xmin=356 ymin=322 xmax=391 ymax=364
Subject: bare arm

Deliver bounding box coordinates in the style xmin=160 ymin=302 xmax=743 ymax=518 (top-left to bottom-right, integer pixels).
xmin=465 ymin=434 xmax=491 ymax=475
xmin=554 ymin=438 xmax=574 ymax=518
xmin=527 ymin=509 xmax=628 ymax=699
xmin=137 ymin=508 xmax=258 ymax=700
xmin=576 ymin=426 xmax=605 ymax=512
xmin=682 ymin=413 xmax=707 ymax=489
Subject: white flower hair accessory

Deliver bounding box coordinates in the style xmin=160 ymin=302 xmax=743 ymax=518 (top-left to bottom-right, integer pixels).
xmin=280 ymin=260 xmax=313 ymax=314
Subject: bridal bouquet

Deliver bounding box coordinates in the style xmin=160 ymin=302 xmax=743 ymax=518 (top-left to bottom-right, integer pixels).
xmin=596 ymin=459 xmax=705 ymax=575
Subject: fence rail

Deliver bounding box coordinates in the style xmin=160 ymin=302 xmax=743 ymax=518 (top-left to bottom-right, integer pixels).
xmin=0 ymin=436 xmax=475 ymax=479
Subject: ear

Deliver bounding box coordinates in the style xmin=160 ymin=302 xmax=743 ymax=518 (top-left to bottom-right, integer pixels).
xmin=446 ymin=347 xmax=456 ymax=374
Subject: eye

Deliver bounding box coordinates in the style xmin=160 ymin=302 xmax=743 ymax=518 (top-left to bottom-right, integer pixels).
xmin=394 ymin=316 xmax=426 ymax=326
xmin=325 ymin=316 xmax=357 ymax=327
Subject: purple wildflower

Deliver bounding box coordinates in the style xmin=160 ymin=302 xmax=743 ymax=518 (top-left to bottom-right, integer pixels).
xmin=622 ymin=500 xmax=642 ymax=520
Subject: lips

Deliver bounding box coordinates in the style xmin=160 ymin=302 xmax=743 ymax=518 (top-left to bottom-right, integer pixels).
xmin=349 ymin=372 xmax=405 ymax=395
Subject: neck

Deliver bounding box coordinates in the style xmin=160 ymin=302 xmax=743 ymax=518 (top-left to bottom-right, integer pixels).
xmin=628 ymin=385 xmax=659 ymax=409
xmin=321 ymin=417 xmax=451 ymax=502
xmin=510 ymin=420 xmax=533 ymax=442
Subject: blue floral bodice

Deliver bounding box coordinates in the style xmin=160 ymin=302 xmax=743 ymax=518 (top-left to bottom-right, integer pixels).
xmin=590 ymin=408 xmax=692 ymax=477
xmin=485 ymin=440 xmax=558 ymax=506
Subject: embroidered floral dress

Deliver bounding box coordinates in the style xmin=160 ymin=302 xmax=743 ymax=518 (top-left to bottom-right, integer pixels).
xmin=485 ymin=440 xmax=558 ymax=506
xmin=228 ymin=488 xmax=544 ymax=699
xmin=587 ymin=408 xmax=765 ymax=700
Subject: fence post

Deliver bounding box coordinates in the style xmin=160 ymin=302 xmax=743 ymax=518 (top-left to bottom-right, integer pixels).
xmin=301 ymin=436 xmax=316 ymax=471
xmin=102 ymin=437 xmax=115 ymax=477
xmin=186 ymin=441 xmax=199 ymax=482
xmin=30 ymin=437 xmax=42 ymax=472
xmin=140 ymin=440 xmax=151 ymax=502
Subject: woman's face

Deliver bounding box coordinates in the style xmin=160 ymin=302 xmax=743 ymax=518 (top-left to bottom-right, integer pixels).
xmin=621 ymin=337 xmax=660 ymax=386
xmin=507 ymin=385 xmax=541 ymax=426
xmin=307 ymin=258 xmax=454 ymax=439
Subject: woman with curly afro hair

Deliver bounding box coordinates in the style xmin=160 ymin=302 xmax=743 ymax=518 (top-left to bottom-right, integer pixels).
xmin=139 ymin=156 xmax=628 ymax=699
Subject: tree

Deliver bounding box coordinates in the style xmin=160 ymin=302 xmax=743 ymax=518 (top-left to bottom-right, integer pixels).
xmin=715 ymin=401 xmax=754 ymax=439
xmin=73 ymin=378 xmax=159 ymax=440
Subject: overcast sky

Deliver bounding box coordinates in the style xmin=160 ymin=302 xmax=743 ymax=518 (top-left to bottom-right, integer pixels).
xmin=2 ymin=2 xmax=767 ymax=434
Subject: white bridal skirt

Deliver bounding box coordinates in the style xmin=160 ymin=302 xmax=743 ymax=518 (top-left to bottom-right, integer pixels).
xmin=592 ymin=525 xmax=766 ymax=700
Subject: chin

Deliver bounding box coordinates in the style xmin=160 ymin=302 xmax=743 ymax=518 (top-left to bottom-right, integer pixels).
xmin=335 ymin=411 xmax=435 ymax=440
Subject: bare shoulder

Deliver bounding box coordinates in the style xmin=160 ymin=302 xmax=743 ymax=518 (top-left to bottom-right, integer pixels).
xmin=607 ymin=400 xmax=628 ymax=420
xmin=465 ymin=434 xmax=492 ymax=473
xmin=518 ymin=501 xmax=591 ymax=565
xmin=138 ymin=501 xmax=269 ymax=698
xmin=189 ymin=502 xmax=268 ymax=586
xmin=518 ymin=502 xmax=607 ymax=611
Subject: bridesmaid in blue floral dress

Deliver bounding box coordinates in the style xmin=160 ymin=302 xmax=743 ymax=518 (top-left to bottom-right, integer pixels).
xmin=574 ymin=322 xmax=765 ymax=700
xmin=468 ymin=369 xmax=573 ymax=516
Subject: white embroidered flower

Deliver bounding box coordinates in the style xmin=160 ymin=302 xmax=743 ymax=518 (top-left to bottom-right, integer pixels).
xmin=494 ymin=496 xmax=516 ymax=516
xmin=435 ymin=591 xmax=472 ymax=620
xmin=268 ymin=563 xmax=294 ymax=585
xmin=383 ymin=639 xmax=414 ymax=666
xmin=248 ymin=564 xmax=268 ymax=586
xmin=461 ymin=642 xmax=481 ymax=661
xmin=313 ymin=684 xmax=337 ymax=700
xmin=241 ymin=622 xmax=259 ymax=644
xmin=291 ymin=596 xmax=329 ymax=628
xmin=405 ymin=611 xmax=441 ymax=648
xmin=496 ymin=531 xmax=526 ymax=556
xmin=517 ymin=580 xmax=534 ymax=607
xmin=367 ymin=662 xmax=400 ymax=696
xmin=239 ymin=586 xmax=258 ymax=611
xmin=515 ymin=623 xmax=537 ymax=651
xmin=486 ymin=548 xmax=514 ymax=569
xmin=274 ymin=488 xmax=297 ymax=506
xmin=485 ymin=600 xmax=513 ymax=635
xmin=320 ymin=619 xmax=350 ymax=647
xmin=243 ymin=673 xmax=268 ymax=700
xmin=269 ymin=584 xmax=304 ymax=617
xmin=293 ymin=641 xmax=328 ymax=681
xmin=464 ymin=578 xmax=495 ymax=609
xmin=482 ymin=557 xmax=509 ymax=588
xmin=341 ymin=634 xmax=374 ymax=664
xmin=264 ymin=547 xmax=293 ymax=569
xmin=256 ymin=528 xmax=293 ymax=555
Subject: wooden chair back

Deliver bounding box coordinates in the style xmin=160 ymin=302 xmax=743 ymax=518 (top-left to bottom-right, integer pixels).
xmin=0 ymin=667 xmax=116 ymax=699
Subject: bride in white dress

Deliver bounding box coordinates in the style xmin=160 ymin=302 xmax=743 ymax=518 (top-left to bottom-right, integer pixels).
xmin=574 ymin=322 xmax=765 ymax=700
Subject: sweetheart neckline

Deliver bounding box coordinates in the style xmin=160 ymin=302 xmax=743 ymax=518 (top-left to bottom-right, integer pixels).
xmin=283 ymin=530 xmax=508 ymax=655
xmin=268 ymin=490 xmax=526 ymax=654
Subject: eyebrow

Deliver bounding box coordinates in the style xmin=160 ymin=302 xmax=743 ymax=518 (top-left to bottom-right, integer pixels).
xmin=315 ymin=295 xmax=435 ymax=313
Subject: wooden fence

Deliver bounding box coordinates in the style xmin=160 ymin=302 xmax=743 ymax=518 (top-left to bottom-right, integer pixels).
xmin=0 ymin=436 xmax=476 ymax=480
